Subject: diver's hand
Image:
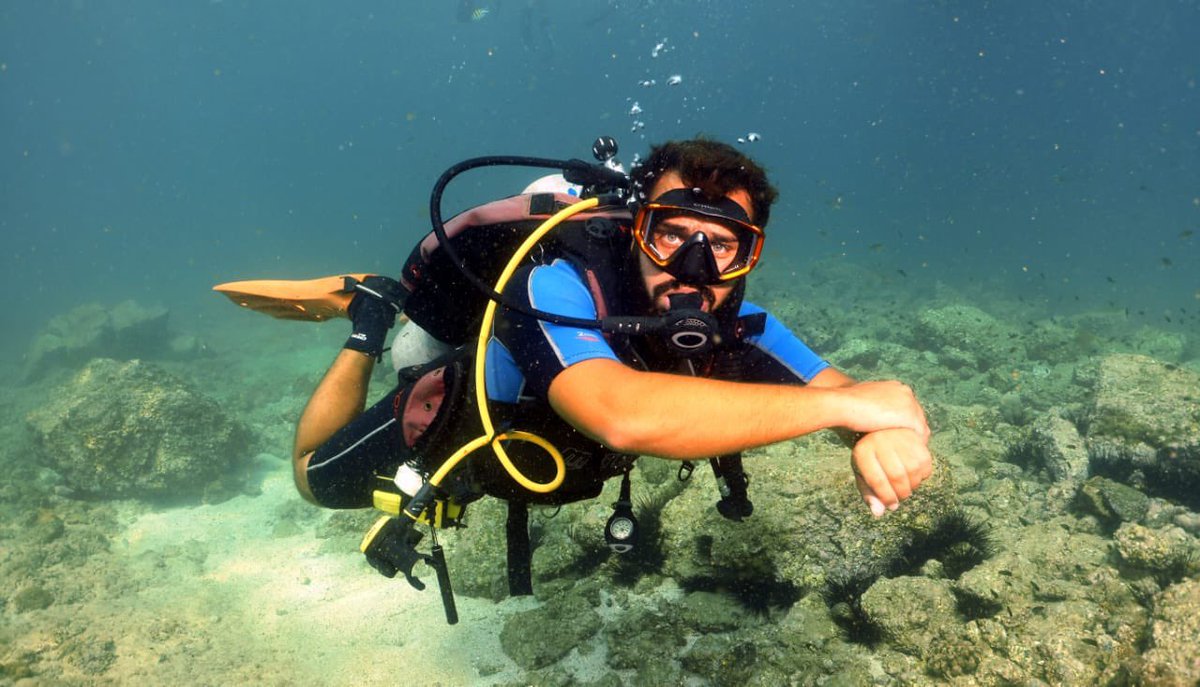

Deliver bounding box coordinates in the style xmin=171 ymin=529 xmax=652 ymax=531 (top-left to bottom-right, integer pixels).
xmin=344 ymin=276 xmax=405 ymax=359
xmin=836 ymin=381 xmax=929 ymax=439
xmin=851 ymin=428 xmax=933 ymax=518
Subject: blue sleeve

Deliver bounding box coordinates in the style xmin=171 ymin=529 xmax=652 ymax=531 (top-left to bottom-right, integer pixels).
xmin=737 ymin=301 xmax=830 ymax=384
xmin=487 ymin=260 xmax=621 ymax=401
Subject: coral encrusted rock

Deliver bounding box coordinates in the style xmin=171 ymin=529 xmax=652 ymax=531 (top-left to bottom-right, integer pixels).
xmin=26 ymin=358 xmax=256 ymax=501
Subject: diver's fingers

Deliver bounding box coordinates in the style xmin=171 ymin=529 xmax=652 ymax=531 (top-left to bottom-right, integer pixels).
xmin=876 ymin=443 xmax=914 ymax=502
xmin=855 ymin=474 xmax=888 ymax=518
xmin=890 ymin=429 xmax=934 ymax=491
xmin=909 ymin=442 xmax=934 ymax=487
xmin=869 ymin=429 xmax=934 ymax=493
xmin=853 ymin=451 xmax=899 ymax=515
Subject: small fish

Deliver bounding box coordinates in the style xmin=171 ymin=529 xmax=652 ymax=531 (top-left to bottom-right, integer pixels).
xmin=666 ymin=74 xmax=682 ymax=86
xmin=1181 ymin=229 xmax=1194 ymax=239
xmin=1161 ymin=257 xmax=1173 ymax=267
xmin=471 ymin=7 xmax=489 ymax=21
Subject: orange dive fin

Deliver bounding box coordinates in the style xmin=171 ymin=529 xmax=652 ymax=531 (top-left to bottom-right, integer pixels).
xmin=212 ymin=274 xmax=373 ymax=321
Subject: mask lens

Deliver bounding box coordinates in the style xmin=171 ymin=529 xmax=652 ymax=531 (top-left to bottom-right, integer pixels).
xmin=635 ymin=205 xmax=763 ymax=281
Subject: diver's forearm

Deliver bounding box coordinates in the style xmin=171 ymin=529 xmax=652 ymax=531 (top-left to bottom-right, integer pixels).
xmin=550 ymin=360 xmax=926 ymax=460
xmin=606 ymin=376 xmax=856 ymax=459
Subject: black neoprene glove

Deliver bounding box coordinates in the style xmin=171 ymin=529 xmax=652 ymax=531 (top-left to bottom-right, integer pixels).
xmin=344 ymin=275 xmax=406 ymax=360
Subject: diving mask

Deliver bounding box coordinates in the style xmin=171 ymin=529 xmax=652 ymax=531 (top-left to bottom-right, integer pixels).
xmin=633 ymin=188 xmax=764 ymax=285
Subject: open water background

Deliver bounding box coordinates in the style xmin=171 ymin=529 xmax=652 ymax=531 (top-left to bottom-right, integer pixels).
xmin=2 ymin=0 xmax=1197 ymax=362
xmin=3 ymin=3 xmax=1200 ymax=685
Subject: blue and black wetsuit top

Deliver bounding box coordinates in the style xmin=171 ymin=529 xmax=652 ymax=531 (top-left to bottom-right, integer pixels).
xmin=473 ymin=256 xmax=831 ymax=504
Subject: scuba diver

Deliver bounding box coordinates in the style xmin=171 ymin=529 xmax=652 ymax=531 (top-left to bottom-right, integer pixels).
xmin=237 ymin=138 xmax=932 ymax=619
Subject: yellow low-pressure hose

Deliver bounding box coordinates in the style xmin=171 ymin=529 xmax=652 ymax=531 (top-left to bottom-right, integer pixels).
xmin=427 ymin=196 xmax=602 ymax=493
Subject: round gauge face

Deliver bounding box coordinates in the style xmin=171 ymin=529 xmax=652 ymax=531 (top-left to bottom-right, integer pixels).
xmin=608 ymin=518 xmax=635 ymax=540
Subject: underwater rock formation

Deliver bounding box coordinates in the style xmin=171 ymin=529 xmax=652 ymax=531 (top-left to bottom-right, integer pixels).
xmin=1006 ymin=412 xmax=1090 ymax=484
xmin=655 ymin=435 xmax=965 ymax=610
xmin=1087 ymin=354 xmax=1200 ymax=446
xmin=499 ymin=591 xmax=602 ymax=670
xmin=1139 ymin=578 xmax=1200 ymax=684
xmin=374 ymin=344 xmax=1200 ymax=685
xmin=1074 ymin=475 xmax=1151 ymax=529
xmin=859 ymin=575 xmax=958 ymax=657
xmin=25 ymin=358 xmax=256 ymax=502
xmin=24 ymin=300 xmax=205 ymax=380
xmin=910 ymin=304 xmax=1021 ymax=372
xmin=944 ymin=516 xmax=1148 ymax=684
xmin=1084 ymin=354 xmax=1200 ymax=509
xmin=1112 ymin=522 xmax=1199 ymax=586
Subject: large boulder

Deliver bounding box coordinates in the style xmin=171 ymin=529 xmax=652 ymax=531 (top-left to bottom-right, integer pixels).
xmin=25 ymin=358 xmax=257 ymax=502
xmin=656 ymin=434 xmax=963 ymax=598
xmin=1083 ymin=354 xmax=1200 ymax=509
xmin=499 ymin=592 xmax=602 ymax=670
xmin=859 ymin=575 xmax=958 ymax=657
xmin=1074 ymin=476 xmax=1151 ymax=530
xmin=1087 ymin=354 xmax=1200 ymax=447
xmin=1112 ymin=522 xmax=1199 ymax=582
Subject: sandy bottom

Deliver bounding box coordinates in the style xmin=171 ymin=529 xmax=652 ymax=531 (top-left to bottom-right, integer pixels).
xmin=12 ymin=465 xmax=540 ymax=686
xmin=2 ymin=316 xmax=636 ymax=686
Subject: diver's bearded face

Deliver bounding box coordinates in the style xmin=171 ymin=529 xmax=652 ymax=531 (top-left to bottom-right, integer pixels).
xmin=638 ymin=172 xmax=754 ymax=314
